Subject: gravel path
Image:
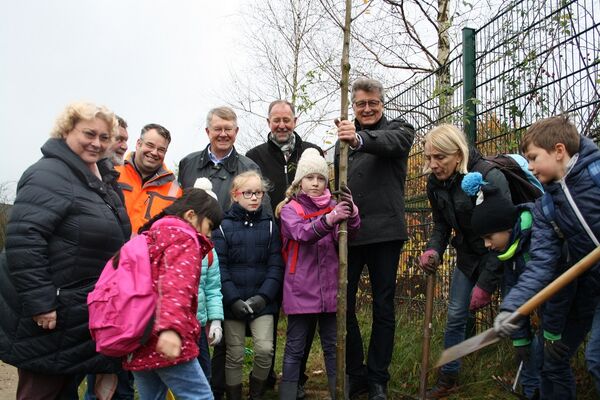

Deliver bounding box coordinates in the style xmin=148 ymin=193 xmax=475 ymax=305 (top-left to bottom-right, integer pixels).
xmin=0 ymin=361 xmax=17 ymax=399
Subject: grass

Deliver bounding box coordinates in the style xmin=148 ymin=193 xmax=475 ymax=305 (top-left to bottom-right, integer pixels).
xmin=81 ymin=304 xmax=598 ymax=399
xmin=255 ymin=304 xmax=598 ymax=399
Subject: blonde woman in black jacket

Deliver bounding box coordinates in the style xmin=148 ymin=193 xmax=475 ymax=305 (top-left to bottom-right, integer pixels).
xmin=0 ymin=102 xmax=131 ymax=399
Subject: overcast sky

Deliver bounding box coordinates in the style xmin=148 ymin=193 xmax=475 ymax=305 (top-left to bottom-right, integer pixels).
xmin=0 ymin=1 xmax=249 ymax=201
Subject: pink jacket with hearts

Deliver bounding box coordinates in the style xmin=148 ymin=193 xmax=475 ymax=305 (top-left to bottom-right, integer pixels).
xmin=123 ymin=216 xmax=212 ymax=371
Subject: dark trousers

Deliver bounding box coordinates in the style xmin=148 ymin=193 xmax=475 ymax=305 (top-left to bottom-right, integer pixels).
xmin=540 ymin=281 xmax=600 ymax=399
xmin=299 ymin=316 xmax=318 ymax=385
xmin=211 ymin=337 xmax=226 ymax=394
xmin=282 ymin=313 xmax=337 ymax=382
xmin=17 ymin=369 xmax=80 ymax=400
xmin=346 ymin=240 xmax=403 ymax=385
xmin=198 ymin=328 xmax=212 ymax=382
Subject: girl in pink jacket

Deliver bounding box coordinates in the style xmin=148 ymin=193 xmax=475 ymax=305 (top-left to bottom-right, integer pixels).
xmin=275 ymin=148 xmax=360 ymax=398
xmin=123 ymin=188 xmax=222 ymax=400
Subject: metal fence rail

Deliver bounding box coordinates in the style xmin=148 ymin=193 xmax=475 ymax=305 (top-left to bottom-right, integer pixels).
xmin=368 ymin=0 xmax=600 ymax=331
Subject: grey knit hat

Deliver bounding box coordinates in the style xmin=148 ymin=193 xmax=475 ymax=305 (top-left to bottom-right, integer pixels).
xmin=292 ymin=148 xmax=329 ymax=186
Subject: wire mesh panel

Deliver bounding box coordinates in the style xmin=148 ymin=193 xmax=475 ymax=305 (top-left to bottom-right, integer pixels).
xmin=378 ymin=0 xmax=599 ymax=329
xmin=475 ymin=0 xmax=600 ymax=151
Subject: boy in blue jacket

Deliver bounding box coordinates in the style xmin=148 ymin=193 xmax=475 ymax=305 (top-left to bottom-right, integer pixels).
xmin=494 ymin=115 xmax=600 ymax=399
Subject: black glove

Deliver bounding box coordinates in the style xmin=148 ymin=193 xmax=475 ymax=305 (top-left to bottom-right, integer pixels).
xmin=514 ymin=344 xmax=531 ymax=364
xmin=340 ymin=185 xmax=355 ymax=209
xmin=544 ymin=338 xmax=569 ymax=362
xmin=246 ymin=295 xmax=266 ymax=314
xmin=231 ymin=299 xmax=253 ymax=319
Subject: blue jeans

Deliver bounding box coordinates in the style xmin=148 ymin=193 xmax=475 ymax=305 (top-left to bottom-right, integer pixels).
xmin=586 ymin=301 xmax=600 ymax=396
xmin=132 ymin=359 xmax=213 ymax=400
xmin=84 ymin=370 xmax=134 ymax=400
xmin=198 ymin=328 xmax=212 ymax=383
xmin=519 ymin=334 xmax=543 ymax=399
xmin=441 ymin=267 xmax=475 ymax=375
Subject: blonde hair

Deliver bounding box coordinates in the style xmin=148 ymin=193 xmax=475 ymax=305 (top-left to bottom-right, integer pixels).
xmin=50 ymin=101 xmax=117 ymax=139
xmin=229 ymin=170 xmax=268 ymax=206
xmin=275 ymin=181 xmax=303 ymax=218
xmin=423 ymin=124 xmax=469 ymax=175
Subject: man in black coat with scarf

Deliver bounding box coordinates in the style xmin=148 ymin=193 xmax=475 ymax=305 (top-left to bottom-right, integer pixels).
xmin=335 ymin=78 xmax=415 ymax=400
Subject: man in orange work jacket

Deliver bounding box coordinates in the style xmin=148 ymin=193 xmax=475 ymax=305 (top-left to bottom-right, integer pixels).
xmin=116 ymin=123 xmax=182 ymax=235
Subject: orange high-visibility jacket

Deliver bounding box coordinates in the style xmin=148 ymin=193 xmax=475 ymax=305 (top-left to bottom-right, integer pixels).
xmin=116 ymin=154 xmax=182 ymax=234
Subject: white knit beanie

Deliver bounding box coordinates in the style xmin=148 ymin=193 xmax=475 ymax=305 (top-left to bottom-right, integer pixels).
xmin=292 ymin=148 xmax=329 ymax=186
xmin=194 ymin=177 xmax=218 ymax=201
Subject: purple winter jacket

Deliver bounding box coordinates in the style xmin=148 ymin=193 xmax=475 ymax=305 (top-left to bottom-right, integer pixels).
xmin=280 ymin=193 xmax=361 ymax=315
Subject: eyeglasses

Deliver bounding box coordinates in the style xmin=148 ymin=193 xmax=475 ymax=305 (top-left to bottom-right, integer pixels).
xmin=140 ymin=140 xmax=167 ymax=155
xmin=235 ymin=190 xmax=265 ymax=199
xmin=353 ymin=99 xmax=382 ymax=109
xmin=78 ymin=128 xmax=111 ymax=144
xmin=210 ymin=126 xmax=236 ymax=134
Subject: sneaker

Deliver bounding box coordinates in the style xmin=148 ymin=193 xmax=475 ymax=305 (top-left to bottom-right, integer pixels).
xmin=425 ymin=371 xmax=459 ymax=399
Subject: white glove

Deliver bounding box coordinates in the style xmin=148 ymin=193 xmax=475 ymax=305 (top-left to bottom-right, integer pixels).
xmin=208 ymin=320 xmax=223 ymax=346
xmin=493 ymin=311 xmax=521 ymax=337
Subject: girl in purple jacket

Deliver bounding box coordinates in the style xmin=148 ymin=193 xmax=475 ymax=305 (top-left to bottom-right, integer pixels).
xmin=275 ymin=148 xmax=360 ymax=399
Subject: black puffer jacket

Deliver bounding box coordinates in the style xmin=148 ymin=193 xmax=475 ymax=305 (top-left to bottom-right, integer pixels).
xmin=334 ymin=116 xmax=415 ymax=246
xmin=425 ymin=147 xmax=511 ymax=292
xmin=213 ymin=203 xmax=284 ymax=320
xmin=246 ymin=133 xmax=323 ymax=212
xmin=0 ymin=138 xmax=131 ymax=374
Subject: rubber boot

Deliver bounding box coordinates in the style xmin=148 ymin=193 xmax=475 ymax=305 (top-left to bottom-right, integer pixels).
xmin=425 ymin=371 xmax=459 ymax=399
xmin=328 ymin=376 xmax=336 ymax=399
xmin=249 ymin=374 xmax=267 ymax=400
xmin=225 ymin=384 xmax=243 ymax=400
xmin=278 ymin=381 xmax=298 ymax=400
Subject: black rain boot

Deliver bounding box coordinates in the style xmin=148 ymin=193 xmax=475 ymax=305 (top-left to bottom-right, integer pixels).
xmin=425 ymin=371 xmax=459 ymax=399
xmin=328 ymin=376 xmax=336 ymax=399
xmin=249 ymin=374 xmax=267 ymax=400
xmin=278 ymin=381 xmax=298 ymax=400
xmin=225 ymin=384 xmax=243 ymax=400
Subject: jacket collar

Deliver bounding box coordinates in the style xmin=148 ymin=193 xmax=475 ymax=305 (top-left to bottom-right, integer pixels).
xmin=41 ymin=138 xmax=107 ymax=194
xmin=150 ymin=215 xmax=198 ymax=236
xmin=227 ymin=202 xmax=268 ymax=223
xmin=197 ymin=145 xmax=242 ymax=174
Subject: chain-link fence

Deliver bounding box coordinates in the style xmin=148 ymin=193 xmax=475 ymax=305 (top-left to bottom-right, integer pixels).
xmin=372 ymin=0 xmax=600 ymax=332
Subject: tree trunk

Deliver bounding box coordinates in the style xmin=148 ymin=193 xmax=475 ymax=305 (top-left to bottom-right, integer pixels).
xmin=336 ymin=0 xmax=352 ymax=398
xmin=436 ymin=0 xmax=451 ymax=121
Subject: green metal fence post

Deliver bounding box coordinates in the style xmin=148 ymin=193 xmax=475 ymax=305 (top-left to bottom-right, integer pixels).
xmin=463 ymin=27 xmax=476 ymax=145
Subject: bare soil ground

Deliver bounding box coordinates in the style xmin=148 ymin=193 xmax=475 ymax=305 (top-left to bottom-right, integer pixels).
xmin=0 ymin=361 xmax=17 ymax=399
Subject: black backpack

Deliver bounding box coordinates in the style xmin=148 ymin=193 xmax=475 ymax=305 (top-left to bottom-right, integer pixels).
xmin=472 ymin=154 xmax=543 ymax=205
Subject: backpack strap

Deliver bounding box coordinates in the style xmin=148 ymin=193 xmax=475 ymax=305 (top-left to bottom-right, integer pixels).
xmin=207 ymin=250 xmax=214 ymax=267
xmin=540 ymin=193 xmax=564 ymax=239
xmin=283 ymin=200 xmax=333 ymax=274
xmin=539 ymin=161 xmax=600 ymax=243
xmin=588 ymin=160 xmax=600 ymax=188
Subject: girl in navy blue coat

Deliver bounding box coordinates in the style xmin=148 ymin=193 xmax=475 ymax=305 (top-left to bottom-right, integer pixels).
xmin=212 ymin=171 xmax=284 ymax=399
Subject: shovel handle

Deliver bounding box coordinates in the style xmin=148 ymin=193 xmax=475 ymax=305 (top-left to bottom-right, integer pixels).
xmin=516 ymin=246 xmax=600 ymax=316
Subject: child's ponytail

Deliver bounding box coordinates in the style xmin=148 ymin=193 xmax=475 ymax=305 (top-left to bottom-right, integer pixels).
xmin=275 ymin=182 xmax=301 ymax=218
